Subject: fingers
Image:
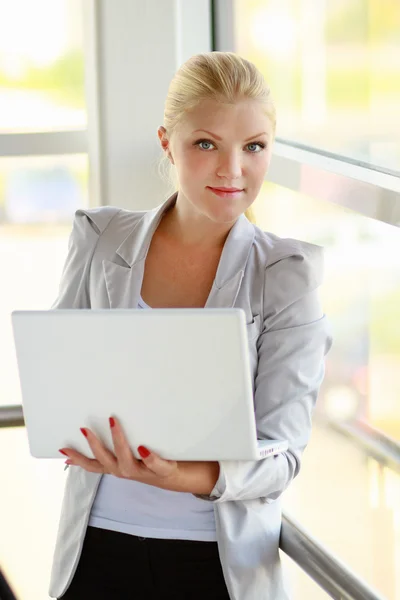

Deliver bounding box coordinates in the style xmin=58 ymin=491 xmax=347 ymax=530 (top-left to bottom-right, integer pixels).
xmin=60 ymin=426 xmax=118 ymax=475
xmin=138 ymin=445 xmax=178 ymax=478
xmin=110 ymin=416 xmax=175 ymax=478
xmin=81 ymin=427 xmax=120 ymax=474
xmin=59 ymin=447 xmax=105 ymax=473
xmin=110 ymin=416 xmax=142 ymax=478
xmin=60 ymin=418 xmax=179 ymax=483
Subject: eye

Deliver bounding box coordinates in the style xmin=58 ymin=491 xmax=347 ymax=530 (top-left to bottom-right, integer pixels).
xmin=246 ymin=142 xmax=266 ymax=153
xmin=195 ymin=139 xmax=215 ymax=151
xmin=194 ymin=139 xmax=266 ymax=153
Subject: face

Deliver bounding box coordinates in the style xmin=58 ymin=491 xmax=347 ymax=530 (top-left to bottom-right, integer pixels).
xmin=158 ymin=98 xmax=274 ymax=224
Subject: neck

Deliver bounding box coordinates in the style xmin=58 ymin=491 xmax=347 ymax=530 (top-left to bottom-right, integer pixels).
xmin=159 ymin=193 xmax=236 ymax=249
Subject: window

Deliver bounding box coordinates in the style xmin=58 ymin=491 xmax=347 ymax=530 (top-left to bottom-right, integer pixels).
xmin=0 ymin=3 xmax=87 ymax=598
xmin=233 ymin=0 xmax=400 ymax=173
xmin=253 ymin=182 xmax=400 ymax=599
xmin=0 ymin=0 xmax=86 ymax=133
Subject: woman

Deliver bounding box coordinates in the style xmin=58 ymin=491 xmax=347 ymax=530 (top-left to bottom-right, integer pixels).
xmin=49 ymin=52 xmax=332 ymax=599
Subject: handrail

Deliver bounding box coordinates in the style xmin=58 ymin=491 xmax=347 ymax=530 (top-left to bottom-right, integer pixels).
xmin=0 ymin=405 xmax=394 ymax=598
xmin=0 ymin=405 xmax=24 ymax=428
xmin=280 ymin=513 xmax=387 ymax=600
xmin=320 ymin=417 xmax=400 ymax=475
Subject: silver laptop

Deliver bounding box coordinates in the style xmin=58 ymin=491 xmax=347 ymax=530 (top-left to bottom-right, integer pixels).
xmin=11 ymin=309 xmax=288 ymax=461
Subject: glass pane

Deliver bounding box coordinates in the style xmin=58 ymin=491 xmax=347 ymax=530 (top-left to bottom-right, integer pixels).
xmin=0 ymin=151 xmax=83 ymax=594
xmin=0 ymin=154 xmax=87 ymax=413
xmin=253 ymin=182 xmax=400 ymax=598
xmin=0 ymin=0 xmax=86 ymax=133
xmin=233 ymin=0 xmax=400 ymax=173
xmin=283 ymin=431 xmax=400 ymax=599
xmin=0 ymin=427 xmax=66 ymax=600
xmin=0 ymin=153 xmax=88 ymax=224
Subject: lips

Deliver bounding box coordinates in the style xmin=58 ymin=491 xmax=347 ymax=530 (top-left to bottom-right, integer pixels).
xmin=207 ymin=186 xmax=244 ymax=198
xmin=209 ymin=187 xmax=243 ymax=192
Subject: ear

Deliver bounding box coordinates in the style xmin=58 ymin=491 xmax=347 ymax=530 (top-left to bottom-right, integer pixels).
xmin=158 ymin=126 xmax=174 ymax=164
xmin=158 ymin=126 xmax=168 ymax=150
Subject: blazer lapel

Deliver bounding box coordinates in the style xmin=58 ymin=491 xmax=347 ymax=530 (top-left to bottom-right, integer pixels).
xmin=103 ymin=190 xmax=255 ymax=310
xmin=205 ymin=213 xmax=255 ymax=308
xmin=103 ymin=192 xmax=178 ymax=308
xmin=103 ymin=259 xmax=145 ymax=309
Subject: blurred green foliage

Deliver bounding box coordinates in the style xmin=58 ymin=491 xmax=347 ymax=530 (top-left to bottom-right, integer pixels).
xmin=326 ymin=0 xmax=400 ymax=43
xmin=370 ymin=286 xmax=400 ymax=353
xmin=326 ymin=69 xmax=369 ymax=108
xmin=326 ymin=0 xmax=368 ymax=43
xmin=0 ymin=49 xmax=84 ymax=108
xmin=265 ymin=67 xmax=396 ymax=111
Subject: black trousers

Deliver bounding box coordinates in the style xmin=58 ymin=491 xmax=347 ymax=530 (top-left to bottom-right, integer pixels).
xmin=60 ymin=526 xmax=230 ymax=599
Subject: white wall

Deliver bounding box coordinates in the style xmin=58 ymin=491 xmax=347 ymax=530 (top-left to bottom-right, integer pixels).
xmin=86 ymin=0 xmax=212 ymax=210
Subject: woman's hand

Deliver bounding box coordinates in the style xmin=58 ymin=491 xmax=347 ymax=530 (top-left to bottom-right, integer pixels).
xmin=59 ymin=416 xmax=181 ymax=490
xmin=59 ymin=416 xmax=220 ymax=495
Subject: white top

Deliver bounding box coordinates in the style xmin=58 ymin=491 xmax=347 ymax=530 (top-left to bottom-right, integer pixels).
xmin=88 ymin=295 xmax=217 ymax=541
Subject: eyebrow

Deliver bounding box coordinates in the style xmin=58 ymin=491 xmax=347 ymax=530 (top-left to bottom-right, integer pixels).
xmin=192 ymin=129 xmax=268 ymax=142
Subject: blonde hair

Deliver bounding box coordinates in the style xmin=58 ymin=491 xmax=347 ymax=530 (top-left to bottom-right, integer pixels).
xmin=158 ymin=52 xmax=276 ymax=224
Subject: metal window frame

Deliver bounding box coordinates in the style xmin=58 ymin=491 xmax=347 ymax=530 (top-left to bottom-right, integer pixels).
xmin=0 ymin=131 xmax=87 ymax=157
xmin=269 ymin=141 xmax=400 ymax=227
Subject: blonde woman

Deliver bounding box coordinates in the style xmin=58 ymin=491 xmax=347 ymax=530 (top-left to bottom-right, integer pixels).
xmin=49 ymin=52 xmax=332 ymax=599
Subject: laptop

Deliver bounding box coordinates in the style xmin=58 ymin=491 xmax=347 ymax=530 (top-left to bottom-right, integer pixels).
xmin=11 ymin=309 xmax=288 ymax=461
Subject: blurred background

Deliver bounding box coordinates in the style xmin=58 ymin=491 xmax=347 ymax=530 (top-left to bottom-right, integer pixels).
xmin=0 ymin=0 xmax=399 ymax=598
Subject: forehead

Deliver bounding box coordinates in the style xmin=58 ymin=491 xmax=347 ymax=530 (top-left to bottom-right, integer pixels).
xmin=178 ymin=98 xmax=273 ymax=138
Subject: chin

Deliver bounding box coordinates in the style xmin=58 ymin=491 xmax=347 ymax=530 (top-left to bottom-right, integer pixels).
xmin=184 ymin=189 xmax=246 ymax=222
xmin=206 ymin=206 xmax=243 ymax=223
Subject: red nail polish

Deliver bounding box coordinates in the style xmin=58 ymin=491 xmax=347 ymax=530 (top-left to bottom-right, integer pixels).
xmin=109 ymin=417 xmax=115 ymax=428
xmin=80 ymin=428 xmax=88 ymax=437
xmin=59 ymin=449 xmax=69 ymax=456
xmin=138 ymin=446 xmax=150 ymax=458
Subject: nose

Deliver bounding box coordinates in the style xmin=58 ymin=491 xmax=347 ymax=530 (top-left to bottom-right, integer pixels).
xmin=216 ymin=151 xmax=242 ymax=180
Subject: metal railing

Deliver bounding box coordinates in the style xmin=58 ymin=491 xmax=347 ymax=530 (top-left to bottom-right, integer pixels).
xmin=321 ymin=417 xmax=400 ymax=475
xmin=281 ymin=514 xmax=387 ymax=600
xmin=1 ymin=404 xmax=395 ymax=599
xmin=0 ymin=405 xmax=23 ymax=428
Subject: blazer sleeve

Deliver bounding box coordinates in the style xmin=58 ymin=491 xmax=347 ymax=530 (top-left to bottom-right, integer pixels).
xmin=51 ymin=207 xmax=120 ymax=309
xmin=196 ymin=243 xmax=333 ymax=503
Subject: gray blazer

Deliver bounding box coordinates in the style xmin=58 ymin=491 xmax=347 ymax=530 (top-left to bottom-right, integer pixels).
xmin=48 ymin=191 xmax=332 ymax=599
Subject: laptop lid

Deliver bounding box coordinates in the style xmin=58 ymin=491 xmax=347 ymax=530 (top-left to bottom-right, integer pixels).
xmin=11 ymin=308 xmax=261 ymax=461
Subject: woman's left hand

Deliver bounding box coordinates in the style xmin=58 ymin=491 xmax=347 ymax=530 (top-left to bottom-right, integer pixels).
xmin=59 ymin=416 xmax=181 ymax=490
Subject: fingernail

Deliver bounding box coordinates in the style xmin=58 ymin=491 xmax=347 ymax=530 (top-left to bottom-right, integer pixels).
xmin=80 ymin=428 xmax=88 ymax=437
xmin=109 ymin=417 xmax=115 ymax=428
xmin=65 ymin=459 xmax=72 ymax=465
xmin=59 ymin=449 xmax=69 ymax=456
xmin=138 ymin=446 xmax=150 ymax=458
